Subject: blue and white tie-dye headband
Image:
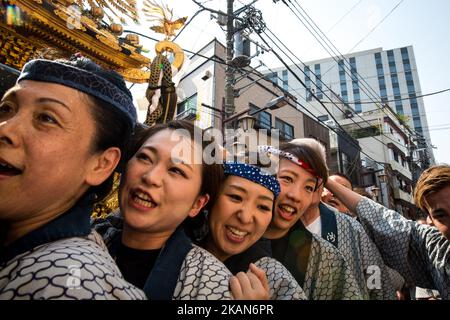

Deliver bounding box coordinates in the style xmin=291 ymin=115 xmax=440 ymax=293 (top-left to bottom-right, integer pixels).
xmin=223 ymin=162 xmax=280 ymax=198
xmin=17 ymin=59 xmax=137 ymax=127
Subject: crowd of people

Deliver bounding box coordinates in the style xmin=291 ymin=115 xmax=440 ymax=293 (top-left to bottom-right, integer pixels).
xmin=0 ymin=57 xmax=448 ymax=300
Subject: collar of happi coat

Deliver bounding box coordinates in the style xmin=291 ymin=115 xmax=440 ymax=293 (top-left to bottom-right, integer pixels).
xmin=0 ymin=193 xmax=95 ymax=265
xmin=319 ymin=202 xmax=339 ymax=248
xmin=270 ymin=220 xmax=313 ymax=288
xmin=143 ymin=226 xmax=193 ymax=300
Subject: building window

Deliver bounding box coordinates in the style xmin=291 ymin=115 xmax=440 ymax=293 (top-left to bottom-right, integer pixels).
xmin=413 ymin=117 xmax=422 ymax=128
xmin=177 ymin=93 xmax=197 ymax=115
xmin=266 ymin=72 xmax=278 ymax=85
xmin=405 ymin=71 xmax=413 ymax=81
xmin=250 ymin=104 xmax=272 ymax=130
xmin=401 ymin=47 xmax=409 ymax=60
xmin=387 ymin=50 xmax=395 ymax=61
xmin=393 ymin=151 xmax=399 ymax=162
xmin=315 ymin=64 xmax=323 ymax=99
xmin=275 ymin=117 xmax=294 ymax=140
xmin=375 ymin=53 xmax=388 ymax=102
xmin=395 ymin=95 xmax=404 ymax=115
xmin=304 ymin=66 xmax=312 ymax=101
xmin=282 ymin=70 xmax=289 ymax=90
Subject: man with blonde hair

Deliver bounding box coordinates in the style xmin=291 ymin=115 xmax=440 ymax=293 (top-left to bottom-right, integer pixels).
xmin=414 ymin=165 xmax=450 ymax=239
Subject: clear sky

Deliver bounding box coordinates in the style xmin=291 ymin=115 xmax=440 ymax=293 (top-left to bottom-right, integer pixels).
xmin=131 ymin=0 xmax=450 ymax=163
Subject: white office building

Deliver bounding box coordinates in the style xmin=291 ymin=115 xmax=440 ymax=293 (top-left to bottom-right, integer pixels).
xmin=266 ymin=46 xmax=435 ymax=167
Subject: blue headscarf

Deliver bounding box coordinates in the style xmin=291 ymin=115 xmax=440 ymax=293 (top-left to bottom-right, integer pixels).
xmin=223 ymin=162 xmax=280 ymax=198
xmin=17 ymin=58 xmax=137 ymax=128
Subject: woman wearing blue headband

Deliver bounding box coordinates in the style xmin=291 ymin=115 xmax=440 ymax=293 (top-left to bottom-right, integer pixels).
xmin=0 ymin=57 xmax=145 ymax=299
xmin=198 ymin=162 xmax=307 ymax=300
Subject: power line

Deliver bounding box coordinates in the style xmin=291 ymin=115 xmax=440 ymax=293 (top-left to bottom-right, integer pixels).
xmin=297 ymin=0 xmax=362 ymax=57
xmin=173 ymin=8 xmax=205 ymax=41
xmin=251 ymin=32 xmax=389 ymax=168
xmin=248 ymin=62 xmax=387 ymax=165
xmin=322 ymin=88 xmax=450 ymax=105
xmin=261 ymin=27 xmax=406 ymax=150
xmin=326 ymin=0 xmax=362 ymax=33
xmin=123 ymin=30 xmax=230 ymax=67
xmin=247 ymin=69 xmax=388 ymax=170
xmin=347 ymin=0 xmax=404 ymax=53
xmin=277 ymin=0 xmax=428 ymax=143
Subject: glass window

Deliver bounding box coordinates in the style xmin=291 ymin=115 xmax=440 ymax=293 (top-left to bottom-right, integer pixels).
xmin=266 ymin=72 xmax=278 ymax=85
xmin=403 ymin=63 xmax=411 ymax=72
xmin=259 ymin=110 xmax=272 ymax=129
xmin=413 ymin=117 xmax=422 ymax=128
xmin=393 ymin=86 xmax=400 ymax=96
xmin=250 ymin=104 xmax=272 ymax=129
xmin=315 ymin=64 xmax=321 ymax=75
xmin=405 ymin=72 xmax=413 ymax=83
xmin=393 ymin=151 xmax=399 ymax=162
xmin=401 ymin=47 xmax=409 ymax=60
xmin=342 ymin=93 xmax=348 ymax=103
xmin=177 ymin=94 xmax=197 ymax=115
xmin=410 ymin=100 xmax=419 ymax=114
xmin=338 ymin=60 xmax=345 ymax=72
xmin=306 ymin=89 xmax=313 ymax=101
xmin=396 ymin=105 xmax=404 ymax=115
xmin=275 ymin=117 xmax=294 ymax=140
xmin=389 ymin=64 xmax=397 ymax=74
xmin=387 ymin=50 xmax=395 ymax=63
xmin=391 ymin=75 xmax=399 ymax=85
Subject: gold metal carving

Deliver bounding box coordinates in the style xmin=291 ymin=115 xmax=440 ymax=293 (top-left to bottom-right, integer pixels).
xmin=143 ymin=0 xmax=187 ymax=40
xmin=1 ymin=0 xmax=150 ymax=81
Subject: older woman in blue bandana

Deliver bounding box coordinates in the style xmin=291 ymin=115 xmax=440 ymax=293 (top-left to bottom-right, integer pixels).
xmin=198 ymin=162 xmax=307 ymax=300
xmin=0 ymin=57 xmax=145 ymax=299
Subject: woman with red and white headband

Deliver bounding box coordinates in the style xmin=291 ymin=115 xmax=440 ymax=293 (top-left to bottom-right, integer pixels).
xmin=249 ymin=143 xmax=364 ymax=300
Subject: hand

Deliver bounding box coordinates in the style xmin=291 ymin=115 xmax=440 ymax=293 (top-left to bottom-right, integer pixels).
xmin=230 ymin=263 xmax=270 ymax=300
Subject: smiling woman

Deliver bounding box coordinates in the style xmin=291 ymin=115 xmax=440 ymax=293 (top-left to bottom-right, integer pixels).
xmin=93 ymin=120 xmax=248 ymax=300
xmin=0 ymin=57 xmax=145 ymax=299
xmin=197 ymin=161 xmax=307 ymax=300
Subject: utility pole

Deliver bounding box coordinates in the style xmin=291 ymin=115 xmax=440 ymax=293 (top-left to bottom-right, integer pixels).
xmin=224 ymin=0 xmax=235 ymax=127
xmin=224 ymin=0 xmax=234 ymax=118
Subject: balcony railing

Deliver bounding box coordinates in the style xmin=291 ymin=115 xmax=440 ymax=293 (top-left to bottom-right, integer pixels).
xmin=175 ymin=108 xmax=197 ymax=121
